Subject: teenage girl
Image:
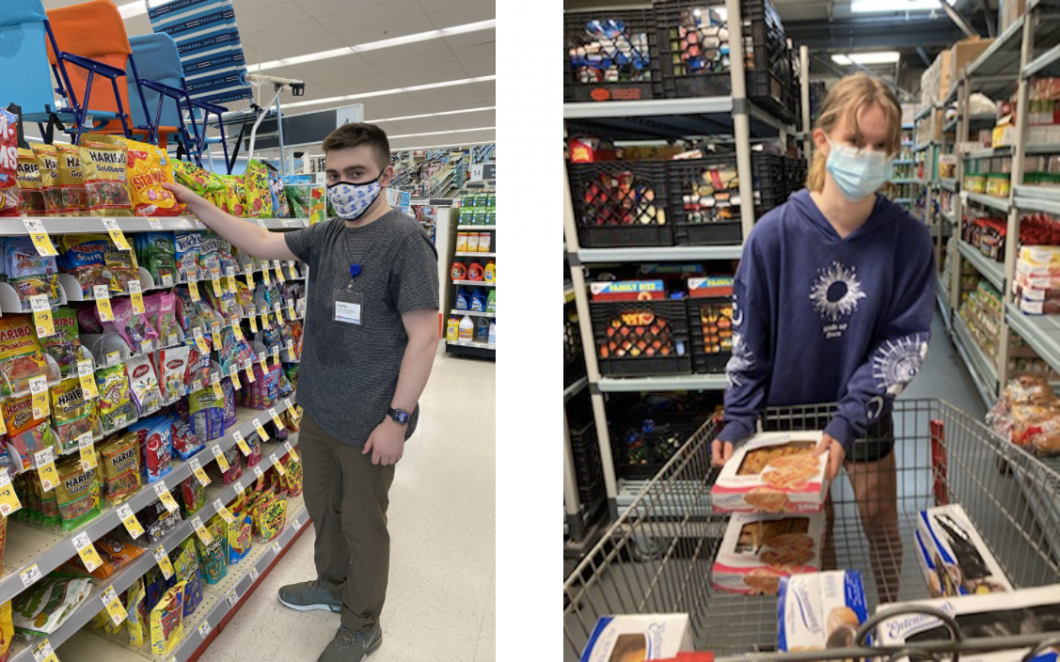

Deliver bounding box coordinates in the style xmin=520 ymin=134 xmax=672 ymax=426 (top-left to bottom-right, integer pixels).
xmin=711 ymin=74 xmax=935 ymax=602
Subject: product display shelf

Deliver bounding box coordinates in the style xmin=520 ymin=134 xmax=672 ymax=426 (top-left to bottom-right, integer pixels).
xmin=964 ymin=191 xmax=1011 ymax=212
xmin=963 ymin=145 xmax=1013 ymax=160
xmin=1004 ymin=302 xmax=1060 ymax=374
xmin=564 ymin=377 xmax=589 ymax=404
xmin=0 ymin=395 xmax=299 ymax=610
xmin=940 ymin=178 xmax=958 ymax=192
xmin=913 ymin=141 xmax=937 ymax=153
xmin=452 ymin=280 xmax=496 ymax=287
xmin=456 ymin=252 xmax=495 ymax=257
xmin=456 ymin=225 xmax=496 ymax=230
xmin=577 ymin=246 xmax=744 ymax=263
xmin=1013 ymin=184 xmax=1060 ymax=214
xmin=936 ymin=278 xmax=952 ymax=333
xmin=446 ymin=339 xmax=495 ymax=350
xmin=957 ymin=240 xmax=1005 ymax=291
xmin=451 ymin=309 xmax=494 ymax=318
xmin=596 ymin=374 xmax=728 ymax=393
xmin=952 ymin=313 xmax=999 ymax=407
xmin=0 ymin=218 xmax=308 ymax=237
xmin=56 ymin=494 xmax=309 ymax=662
xmin=941 ymin=208 xmax=956 ymax=224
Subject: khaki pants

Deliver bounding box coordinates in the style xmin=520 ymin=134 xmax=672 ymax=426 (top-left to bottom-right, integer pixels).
xmin=300 ymin=411 xmax=395 ymax=631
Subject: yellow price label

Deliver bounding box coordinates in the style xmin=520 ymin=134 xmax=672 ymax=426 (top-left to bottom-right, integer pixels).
xmin=210 ymin=372 xmax=224 ymax=401
xmin=188 ymin=279 xmax=201 ymax=301
xmin=117 ymin=504 xmax=145 ymax=539
xmin=93 ymin=285 xmax=114 ymax=322
xmin=211 ymin=276 xmax=222 ymax=296
xmin=253 ymin=418 xmax=269 ymax=442
xmin=35 ymin=448 xmax=58 ymax=491
xmin=233 ymin=431 xmax=251 ymax=456
xmin=128 ymin=279 xmax=145 ymax=314
xmin=191 ymin=517 xmax=213 ymax=546
xmin=260 ymin=311 xmax=270 ymax=330
xmin=211 ymin=328 xmax=222 ymax=351
xmin=269 ymin=453 xmax=286 ymax=476
xmin=212 ymin=445 xmax=230 ymax=472
xmin=73 ymin=532 xmax=104 ymax=573
xmin=29 ymin=376 xmax=49 ymax=420
xmin=268 ymin=407 xmax=284 ymax=429
xmin=228 ymin=365 xmax=241 ymax=390
xmin=248 ymin=309 xmax=258 ymax=333
xmin=78 ymin=433 xmax=96 ymax=472
xmin=0 ymin=470 xmax=22 ymax=517
xmin=258 ymin=355 xmax=268 ymax=375
xmin=245 ymin=269 xmax=254 ymax=289
xmin=275 ymin=265 xmax=285 ymax=283
xmin=30 ymin=638 xmax=58 ymax=662
xmin=101 ymin=586 xmax=128 ymax=626
xmin=77 ymin=360 xmax=99 ymax=399
xmin=245 ymin=360 xmax=256 ymax=384
xmin=153 ymin=546 xmax=174 ymax=581
xmin=0 ymin=412 xmax=6 ymax=436
xmin=154 ymin=483 xmax=180 ymax=513
xmin=262 ymin=267 xmax=271 ymax=286
xmin=23 ymin=219 xmax=58 ymax=256
xmin=287 ymin=301 xmax=297 ymax=320
xmin=193 ymin=328 xmax=209 ymax=356
xmin=232 ymin=324 xmax=244 ymax=343
xmin=189 ymin=458 xmax=211 ymax=487
xmin=29 ymin=295 xmax=55 ymax=337
xmin=213 ymin=499 xmax=236 ymax=525
xmin=102 ymin=218 xmax=131 ymax=252
xmin=284 ymin=441 xmax=300 ymax=464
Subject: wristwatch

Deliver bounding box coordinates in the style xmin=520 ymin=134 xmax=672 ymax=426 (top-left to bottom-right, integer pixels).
xmin=387 ymin=407 xmax=411 ymax=426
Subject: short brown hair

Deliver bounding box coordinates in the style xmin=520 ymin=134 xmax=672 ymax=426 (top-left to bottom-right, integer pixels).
xmin=322 ymin=122 xmax=390 ymax=171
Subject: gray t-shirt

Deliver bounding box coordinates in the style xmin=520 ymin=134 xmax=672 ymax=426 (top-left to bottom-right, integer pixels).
xmin=284 ymin=210 xmax=439 ymax=448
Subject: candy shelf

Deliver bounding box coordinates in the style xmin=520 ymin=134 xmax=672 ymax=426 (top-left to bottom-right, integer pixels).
xmin=0 ymin=218 xmax=308 ymax=237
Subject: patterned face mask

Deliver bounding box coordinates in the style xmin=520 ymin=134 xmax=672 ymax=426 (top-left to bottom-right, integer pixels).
xmin=326 ymin=177 xmax=382 ymax=220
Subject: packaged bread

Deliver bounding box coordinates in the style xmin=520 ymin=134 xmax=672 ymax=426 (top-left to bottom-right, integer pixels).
xmin=712 ymin=512 xmax=825 ymax=595
xmin=711 ymin=432 xmax=828 ymax=513
xmin=917 ymin=504 xmax=1013 ymax=596
xmin=778 ymin=571 xmax=868 ymax=652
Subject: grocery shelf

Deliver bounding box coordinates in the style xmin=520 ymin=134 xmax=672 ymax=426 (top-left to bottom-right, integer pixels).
xmin=455 ymin=252 xmax=495 ymax=257
xmin=963 ymin=145 xmax=1012 ymax=159
xmin=564 ymin=97 xmax=734 ymax=120
xmin=564 ymin=377 xmax=589 ymax=403
xmin=941 ymin=208 xmax=955 ymax=225
xmin=457 ymin=225 xmax=496 ymax=230
xmin=914 ymin=142 xmax=937 ymax=153
xmin=1025 ymin=142 xmax=1060 ymax=155
xmin=891 ymin=179 xmax=920 ymax=185
xmin=446 ymin=339 xmax=495 ymax=350
xmin=1004 ymin=302 xmax=1060 ymax=375
xmin=452 ymin=280 xmax=496 ymax=287
xmin=968 ymin=11 xmax=1027 ymax=78
xmin=576 ymin=246 xmax=743 ymax=262
xmin=0 ymin=217 xmax=307 ymax=236
xmin=940 ymin=178 xmax=958 ymax=192
xmin=0 ymin=395 xmax=299 ymax=610
xmin=564 ymin=284 xmax=575 ymax=304
xmin=957 ymin=240 xmax=1005 ymax=291
xmin=596 ymin=374 xmax=727 ymax=392
xmin=964 ymin=191 xmax=1010 ymax=212
xmin=951 ymin=314 xmax=998 ymax=408
xmin=893 ymin=159 xmax=914 ymax=165
xmin=914 ymin=104 xmax=939 ymax=121
xmin=450 ymin=309 xmax=495 ymax=318
xmin=1024 ymin=42 xmax=1060 ymax=79
xmin=1013 ymin=184 xmax=1060 ymax=214
xmin=936 ymin=278 xmax=951 ymax=334
xmin=895 ymin=198 xmax=913 ymax=204
xmin=929 ymin=224 xmax=953 ymax=239
xmin=563 ymin=98 xmax=793 ymax=140
xmin=943 ymin=117 xmax=958 ymax=133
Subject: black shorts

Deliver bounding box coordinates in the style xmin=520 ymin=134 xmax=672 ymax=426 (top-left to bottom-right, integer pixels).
xmin=760 ymin=411 xmax=895 ymax=464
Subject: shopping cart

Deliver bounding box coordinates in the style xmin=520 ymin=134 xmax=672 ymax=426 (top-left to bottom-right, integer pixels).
xmin=562 ymin=399 xmax=1060 ymax=662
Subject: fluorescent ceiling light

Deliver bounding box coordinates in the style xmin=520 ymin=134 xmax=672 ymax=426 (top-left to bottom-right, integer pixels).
xmin=283 ymin=76 xmax=495 ymax=109
xmin=118 ymin=1 xmax=148 ymax=18
xmin=832 ymin=51 xmax=901 ymax=65
xmin=851 ymin=0 xmax=950 ymax=12
xmin=387 ymin=127 xmax=495 ymax=139
xmin=372 ymin=106 xmax=495 ymax=123
xmin=254 ymin=19 xmax=495 ymax=72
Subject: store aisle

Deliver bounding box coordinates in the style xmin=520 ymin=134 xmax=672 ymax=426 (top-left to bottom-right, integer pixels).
xmin=900 ymin=311 xmax=986 ymax=418
xmin=198 ymin=349 xmax=496 ymax=662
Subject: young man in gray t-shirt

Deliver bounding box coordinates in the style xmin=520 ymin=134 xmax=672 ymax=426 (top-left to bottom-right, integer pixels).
xmin=163 ymin=123 xmax=439 ymax=662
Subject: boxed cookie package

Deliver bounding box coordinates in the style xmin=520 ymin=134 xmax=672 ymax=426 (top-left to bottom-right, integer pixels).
xmin=711 ymin=432 xmax=828 ymax=513
xmin=712 ymin=512 xmax=826 ymax=595
xmin=778 ymin=571 xmax=870 ymax=651
xmin=917 ymin=504 xmax=1013 ymax=596
xmin=579 ymin=613 xmax=693 ymax=662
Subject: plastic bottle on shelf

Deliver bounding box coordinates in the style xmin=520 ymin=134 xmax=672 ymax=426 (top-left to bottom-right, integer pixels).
xmin=446 ymin=317 xmax=460 ymax=341
xmin=456 ymin=287 xmax=470 ymax=310
xmin=458 ymin=315 xmax=474 ymax=341
xmin=471 ymin=289 xmax=486 ymax=312
xmin=467 ymin=261 xmax=484 ymax=281
xmin=487 ymin=290 xmax=496 ymax=313
xmin=488 ymin=320 xmax=496 ymax=345
xmin=475 ymin=317 xmax=490 ymax=341
xmin=451 ymin=260 xmax=467 ymax=281
xmin=484 ymin=260 xmax=496 ymax=283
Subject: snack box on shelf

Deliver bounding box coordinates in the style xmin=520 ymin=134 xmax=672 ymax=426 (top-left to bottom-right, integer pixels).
xmin=778 ymin=571 xmax=869 ymax=652
xmin=688 ymin=276 xmax=733 ymax=299
xmin=873 ymin=584 xmax=1060 ymax=662
xmin=579 ymin=613 xmax=694 ymax=662
xmin=711 ymin=511 xmax=825 ymax=596
xmin=589 ymin=280 xmax=666 ymax=302
xmin=710 ymin=432 xmax=827 ymax=513
xmin=917 ymin=504 xmax=1014 ymax=596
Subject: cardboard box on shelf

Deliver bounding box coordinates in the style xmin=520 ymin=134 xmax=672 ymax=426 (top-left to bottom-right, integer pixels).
xmin=778 ymin=571 xmax=869 ymax=651
xmin=920 ymin=50 xmax=952 ymax=107
xmin=579 ymin=614 xmax=694 ymax=662
xmin=951 ymin=37 xmax=996 ymax=83
xmin=590 ymin=280 xmax=666 ymax=301
xmin=711 ymin=431 xmax=827 ymax=514
xmin=1000 ymin=0 xmax=1027 ymax=33
xmin=688 ymin=276 xmax=733 ymax=299
xmin=917 ymin=504 xmax=1014 ymax=596
xmin=712 ymin=511 xmax=826 ymax=595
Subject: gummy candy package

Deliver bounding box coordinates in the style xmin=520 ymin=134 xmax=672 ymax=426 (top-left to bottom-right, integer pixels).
xmin=171 ymin=538 xmax=203 ymax=616
xmin=139 ymin=498 xmax=182 ymax=544
xmin=40 ymin=307 xmax=80 ymax=378
xmin=180 ymin=474 xmax=205 ymax=516
xmin=0 ymin=314 xmax=48 ymax=397
xmin=130 ymin=417 xmax=172 ymax=483
xmin=219 ymin=175 xmax=246 ymax=217
xmin=188 ymin=386 xmax=225 ymax=442
xmin=221 ymin=376 xmax=236 ymax=429
xmin=57 ymin=234 xmax=111 ymax=298
xmin=12 ymin=575 xmax=93 ymax=636
xmin=196 ymin=514 xmax=228 ymax=585
xmin=267 ymin=169 xmax=289 ymax=218
xmin=126 ymin=354 xmax=162 ymax=417
xmin=89 ymin=134 xmax=184 ymax=217
xmin=125 ymin=577 xmax=148 ymax=647
xmin=149 ymin=581 xmax=185 ymax=657
xmin=173 ymin=231 xmax=201 ymax=281
xmin=49 ymin=379 xmax=98 ymax=453
xmin=228 ymin=512 xmax=252 ymax=564
xmin=55 ymin=143 xmax=87 ymax=216
xmin=79 ymin=140 xmax=132 ymax=216
xmin=95 ymin=363 xmax=135 ymax=431
xmin=168 ymin=416 xmax=203 ymax=461
xmin=242 ymin=160 xmax=273 ymax=218
xmin=99 ymin=432 xmax=141 ymax=506
xmin=221 ymin=444 xmax=242 ymax=485
xmin=55 ymin=457 xmax=100 ymax=531
xmin=3 ymin=237 xmax=60 ymax=310
xmin=137 ymin=232 xmax=176 ymax=285
xmin=33 ymin=144 xmax=62 ymax=217
xmin=154 ymin=345 xmax=189 ymax=403
xmin=16 ymin=147 xmax=44 ymax=216
xmin=172 ymin=159 xmax=224 ymax=197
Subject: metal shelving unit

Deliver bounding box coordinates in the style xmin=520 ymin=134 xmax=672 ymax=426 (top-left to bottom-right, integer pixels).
xmin=562 ymin=4 xmax=804 ymax=518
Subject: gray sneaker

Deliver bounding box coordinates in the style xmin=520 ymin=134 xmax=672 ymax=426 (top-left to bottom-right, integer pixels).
xmin=278 ymin=579 xmax=341 ymax=613
xmin=317 ymin=625 xmax=382 ymax=662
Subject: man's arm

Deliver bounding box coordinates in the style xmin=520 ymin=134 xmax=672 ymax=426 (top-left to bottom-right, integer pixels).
xmin=162 ymin=182 xmax=297 ymax=262
xmin=363 ymin=308 xmax=440 ymax=465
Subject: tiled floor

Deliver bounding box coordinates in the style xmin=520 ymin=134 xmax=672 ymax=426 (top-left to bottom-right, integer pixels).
xmin=198 ymin=348 xmax=496 ymax=662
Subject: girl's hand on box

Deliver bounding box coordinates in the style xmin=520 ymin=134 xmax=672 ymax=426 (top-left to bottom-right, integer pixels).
xmin=711 ymin=440 xmax=734 ymax=468
xmin=814 ymin=433 xmax=846 ymax=481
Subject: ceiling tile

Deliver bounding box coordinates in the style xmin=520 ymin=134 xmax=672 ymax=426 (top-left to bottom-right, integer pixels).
xmin=372 ymin=50 xmax=457 ymax=73
xmin=457 ymin=55 xmax=494 ymax=76
xmin=379 ymin=118 xmax=455 ymax=134
xmin=332 ymin=16 xmax=436 ymax=47
xmin=417 ymin=0 xmax=489 ymax=11
xmin=124 ymin=14 xmax=153 ymax=37
xmin=319 ymin=0 xmax=425 ymax=34
xmin=357 ymin=39 xmax=452 ymax=64
xmin=308 ymin=73 xmax=398 ymax=94
xmin=234 ymin=0 xmax=292 ymax=12
xmin=309 ymin=63 xmax=385 ymax=83
xmin=427 ymin=1 xmax=495 ymax=30
xmin=275 ymin=50 xmax=374 ymax=75
xmin=236 ymin=2 xmax=312 ymax=32
xmin=292 ymin=0 xmax=392 ymax=18
xmin=248 ymin=35 xmax=350 ymax=64
xmin=438 ymin=109 xmax=495 ymax=130
xmin=451 ymin=42 xmax=493 ymax=62
xmin=241 ymin=18 xmax=333 ymax=50
xmin=443 ymin=28 xmax=495 ymax=50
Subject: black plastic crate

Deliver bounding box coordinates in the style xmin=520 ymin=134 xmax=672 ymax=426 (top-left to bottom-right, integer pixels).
xmin=590 ymin=299 xmax=691 ymax=376
xmin=655 ymin=0 xmax=794 ymax=123
xmin=564 ymin=9 xmax=663 ymax=103
xmin=687 ymin=297 xmax=733 ymax=374
xmin=564 ymin=307 xmax=587 ymax=388
xmin=610 ymin=412 xmax=706 ymax=479
xmin=569 ymin=161 xmax=674 ymax=248
xmin=666 ymin=153 xmax=786 ymax=245
xmin=569 ymin=419 xmax=604 ymax=503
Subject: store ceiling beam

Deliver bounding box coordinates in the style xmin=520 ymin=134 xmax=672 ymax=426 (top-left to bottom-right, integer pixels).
xmin=916 ymin=45 xmax=933 ymax=67
xmin=980 ymin=0 xmax=996 ymax=37
xmin=940 ymin=0 xmax=979 ymax=37
xmin=784 ymin=15 xmax=988 ymax=50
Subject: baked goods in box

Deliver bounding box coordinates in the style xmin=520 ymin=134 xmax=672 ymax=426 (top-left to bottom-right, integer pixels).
xmin=874 ymin=584 xmax=1060 ymax=662
xmin=579 ymin=614 xmax=693 ymax=662
xmin=712 ymin=512 xmax=825 ymax=595
xmin=711 ymin=432 xmax=827 ymax=513
xmin=914 ymin=530 xmax=945 ymax=598
xmin=917 ymin=504 xmax=1013 ymax=596
xmin=778 ymin=571 xmax=869 ymax=651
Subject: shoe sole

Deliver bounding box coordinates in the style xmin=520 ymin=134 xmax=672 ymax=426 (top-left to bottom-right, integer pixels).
xmin=278 ymin=596 xmax=341 ymax=613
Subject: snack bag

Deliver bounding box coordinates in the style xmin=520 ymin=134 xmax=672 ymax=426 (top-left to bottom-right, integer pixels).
xmin=33 ymin=145 xmax=62 ymax=216
xmin=154 ymin=344 xmax=190 ymax=403
xmin=40 ymin=307 xmax=80 ymax=378
xmin=92 ymin=135 xmax=184 ymax=217
xmin=174 ymin=231 xmax=201 ymax=280
xmin=0 ymin=315 xmax=48 ymax=397
xmin=244 ymin=429 xmax=262 ymax=467
xmin=149 ymin=581 xmax=186 ymax=657
xmin=126 ymin=354 xmax=162 ymax=417
xmin=55 ymin=457 xmax=100 ymax=530
xmin=188 ymin=386 xmax=225 ymax=442
xmin=138 ymin=232 xmax=176 ymax=285
xmin=171 ymin=159 xmax=223 ymax=197
xmin=180 ymin=474 xmax=205 ymax=516
xmin=171 ymin=538 xmax=203 ymax=615
xmin=253 ymin=491 xmax=286 ymax=543
xmin=95 ymin=363 xmax=135 ymax=431
xmin=4 ymin=402 xmax=60 ymax=473
xmin=228 ymin=511 xmax=252 ymax=564
xmin=282 ymin=453 xmax=302 ymax=498
xmin=125 ymin=577 xmax=148 ymax=647
xmin=168 ymin=416 xmax=203 ymax=460
xmin=221 ymin=444 xmax=242 ymax=485
xmin=69 ymin=534 xmax=144 ymax=579
xmin=16 ymin=147 xmax=45 ymax=216
xmin=99 ymin=432 xmax=141 ymax=506
xmin=0 ymin=110 xmax=19 ymax=218
xmin=219 ymin=174 xmax=245 ymax=217
xmin=130 ymin=417 xmax=173 ymax=483
xmin=196 ymin=514 xmax=228 ymax=584
xmin=139 ymin=498 xmax=181 ymax=543
xmin=267 ymin=169 xmax=289 ymax=217
xmin=79 ymin=140 xmax=132 ymax=216
xmin=243 ymin=160 xmax=274 ymax=218
xmin=12 ymin=575 xmax=93 ymax=636
xmin=3 ymin=237 xmax=59 ymax=310
xmin=55 ymin=143 xmax=87 ymax=215
xmin=143 ymin=564 xmax=172 ymax=611
xmin=57 ymin=234 xmax=110 ymax=297
xmin=103 ymin=240 xmax=140 ymax=294
xmin=49 ymin=379 xmax=98 ymax=453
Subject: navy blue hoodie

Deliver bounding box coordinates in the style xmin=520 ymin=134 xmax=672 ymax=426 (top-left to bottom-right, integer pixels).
xmin=717 ymin=189 xmax=935 ymax=452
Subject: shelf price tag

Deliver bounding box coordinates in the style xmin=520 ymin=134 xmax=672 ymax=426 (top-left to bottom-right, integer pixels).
xmin=198 ymin=620 xmax=212 ymax=639
xmin=209 ymin=446 xmax=229 ymax=474
xmin=35 ymin=448 xmax=58 ymax=491
xmin=262 ymin=266 xmax=271 ymax=286
xmin=0 ymin=413 xmax=6 ymax=436
xmin=283 ymin=397 xmax=293 ymax=411
xmin=244 ymin=263 xmax=254 ymax=289
xmin=252 ymin=464 xmax=264 ymax=481
xmin=247 ymin=310 xmax=258 ymax=333
xmin=148 ymin=218 xmax=163 ymax=230
xmin=153 ymin=545 xmax=174 ymax=580
xmin=260 ymin=311 xmax=270 ymax=330
xmin=20 ymin=564 xmax=42 ymax=588
xmin=244 ymin=359 xmax=256 ymax=384
xmin=232 ymin=430 xmax=251 ymax=456
xmin=285 ymin=339 xmax=293 ymax=354
xmin=29 ymin=376 xmax=49 ymax=420
xmin=192 ymin=327 xmax=209 ymax=356
xmin=228 ymin=364 xmax=241 ymax=390
xmin=226 ymin=590 xmax=239 ymax=608
xmin=283 ymin=441 xmax=300 ymax=463
xmin=29 ymin=295 xmax=55 ymax=337
xmin=30 ymin=638 xmax=58 ymax=662
xmin=191 ymin=516 xmax=213 ymax=545
xmin=117 ymin=503 xmax=145 ymax=539
xmin=0 ymin=470 xmax=22 ymax=517
xmin=272 ymin=541 xmax=282 ymax=555
xmin=272 ymin=301 xmax=281 ymax=317
xmin=253 ymin=418 xmax=269 ymax=442
xmin=211 ymin=327 xmax=223 ymax=352
xmin=269 ymin=453 xmax=286 ymax=476
xmin=272 ymin=346 xmax=280 ymax=366
xmin=23 ymin=219 xmax=58 ymax=256
xmin=101 ymin=218 xmax=131 ymax=251
xmin=213 ymin=499 xmax=235 ymax=525
xmin=287 ymin=300 xmax=296 ymax=320
xmin=275 ymin=261 xmax=285 ymax=283
xmin=211 ymin=268 xmax=222 ymax=296
xmin=154 ymin=482 xmax=180 ymax=513
xmin=233 ymin=479 xmax=245 ymax=499
xmin=105 ymin=350 xmax=120 ymax=367
xmin=101 ymin=585 xmax=128 ymax=626
xmin=248 ymin=567 xmax=260 ymax=582
xmin=189 ymin=457 xmax=210 ymax=487
xmin=191 ymin=379 xmax=203 ymax=394
xmin=232 ymin=324 xmax=245 ymax=343
xmin=188 ymin=278 xmax=201 ymax=301
xmin=73 ymin=532 xmax=104 ymax=572
xmin=93 ymin=285 xmax=114 ymax=321
xmin=255 ymin=218 xmax=266 ymax=229
xmin=268 ymin=407 xmax=283 ymax=428
xmin=211 ymin=372 xmax=224 ymax=401
xmin=78 ymin=433 xmax=96 ymax=472
xmin=258 ymin=355 xmax=268 ymax=375
xmin=127 ymin=279 xmax=145 ymax=314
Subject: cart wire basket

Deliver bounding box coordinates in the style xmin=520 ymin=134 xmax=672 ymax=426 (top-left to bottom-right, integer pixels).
xmin=562 ymin=399 xmax=1060 ymax=661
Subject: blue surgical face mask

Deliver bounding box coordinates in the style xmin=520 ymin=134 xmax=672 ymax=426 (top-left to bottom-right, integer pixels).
xmin=824 ymin=135 xmax=894 ymax=201
xmin=327 ymin=176 xmax=382 ymax=220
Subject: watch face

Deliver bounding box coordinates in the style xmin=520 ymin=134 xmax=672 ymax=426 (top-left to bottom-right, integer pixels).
xmin=393 ymin=410 xmax=410 ymax=424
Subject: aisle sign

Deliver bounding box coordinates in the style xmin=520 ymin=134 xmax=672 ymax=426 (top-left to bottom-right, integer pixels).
xmin=189 ymin=458 xmax=211 ymax=487
xmin=211 ymin=444 xmax=230 ymax=472
xmin=30 ymin=638 xmax=57 ymax=662
xmin=233 ymin=431 xmax=251 ymax=456
xmin=128 ymin=279 xmax=145 ymax=314
xmin=78 ymin=433 xmax=96 ymax=472
xmin=73 ymin=532 xmax=104 ymax=572
xmin=229 ymin=364 xmax=241 ymax=390
xmin=20 ymin=564 xmax=41 ymax=588
xmin=269 ymin=453 xmax=286 ymax=476
xmin=101 ymin=585 xmax=128 ymax=626
xmin=0 ymin=470 xmax=22 ymax=517
xmin=93 ymin=285 xmax=114 ymax=322
xmin=213 ymin=499 xmax=235 ymax=525
xmin=153 ymin=545 xmax=174 ymax=580
xmin=101 ymin=218 xmax=131 ymax=251
xmin=154 ymin=483 xmax=180 ymax=513
xmin=29 ymin=376 xmax=49 ymax=420
xmin=29 ymin=295 xmax=55 ymax=337
xmin=188 ymin=279 xmax=201 ymax=301
xmin=23 ymin=219 xmax=58 ymax=256
xmin=253 ymin=418 xmax=269 ymax=442
xmin=191 ymin=516 xmax=213 ymax=545
xmin=35 ymin=448 xmax=58 ymax=491
xmin=77 ymin=360 xmax=99 ymax=399
xmin=117 ymin=504 xmax=145 ymax=539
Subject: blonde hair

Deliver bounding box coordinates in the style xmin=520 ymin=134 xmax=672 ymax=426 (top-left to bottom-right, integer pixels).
xmin=806 ymin=74 xmax=902 ymax=192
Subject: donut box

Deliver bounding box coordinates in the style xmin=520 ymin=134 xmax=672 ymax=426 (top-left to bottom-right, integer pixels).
xmin=711 ymin=432 xmax=828 ymax=513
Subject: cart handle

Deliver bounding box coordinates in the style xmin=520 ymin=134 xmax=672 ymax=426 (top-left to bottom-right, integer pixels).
xmin=856 ymin=605 xmax=962 ymax=662
xmin=1021 ymin=637 xmax=1060 ymax=662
